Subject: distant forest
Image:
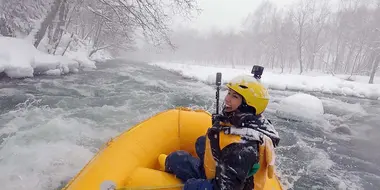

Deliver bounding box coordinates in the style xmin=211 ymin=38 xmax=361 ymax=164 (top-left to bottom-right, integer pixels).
xmin=143 ymin=0 xmax=380 ymax=83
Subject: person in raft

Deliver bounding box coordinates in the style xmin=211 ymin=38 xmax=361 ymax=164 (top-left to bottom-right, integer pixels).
xmin=158 ymin=75 xmax=281 ymax=190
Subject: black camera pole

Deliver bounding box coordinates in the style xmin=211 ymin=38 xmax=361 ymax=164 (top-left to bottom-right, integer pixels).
xmin=215 ymin=72 xmax=222 ymax=114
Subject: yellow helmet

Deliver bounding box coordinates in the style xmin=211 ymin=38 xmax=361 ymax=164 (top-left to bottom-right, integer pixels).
xmin=226 ymin=75 xmax=270 ymax=115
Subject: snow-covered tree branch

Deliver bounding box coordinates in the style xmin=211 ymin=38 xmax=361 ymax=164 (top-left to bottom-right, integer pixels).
xmin=0 ymin=0 xmax=200 ymax=57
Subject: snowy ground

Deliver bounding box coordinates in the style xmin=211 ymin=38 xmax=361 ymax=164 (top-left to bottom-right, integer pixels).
xmin=149 ymin=61 xmax=380 ymax=100
xmin=0 ymin=36 xmax=112 ymax=79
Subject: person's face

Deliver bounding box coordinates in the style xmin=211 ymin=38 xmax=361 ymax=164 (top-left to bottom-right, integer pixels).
xmin=224 ymin=88 xmax=243 ymax=113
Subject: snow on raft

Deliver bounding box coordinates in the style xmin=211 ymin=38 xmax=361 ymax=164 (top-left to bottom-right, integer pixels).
xmin=0 ymin=36 xmax=96 ymax=78
xmin=276 ymin=93 xmax=324 ymax=121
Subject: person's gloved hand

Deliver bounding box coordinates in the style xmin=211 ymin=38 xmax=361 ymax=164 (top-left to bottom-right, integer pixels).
xmin=212 ymin=113 xmax=228 ymax=126
xmin=232 ymin=113 xmax=262 ymax=128
xmin=183 ymin=178 xmax=213 ymax=190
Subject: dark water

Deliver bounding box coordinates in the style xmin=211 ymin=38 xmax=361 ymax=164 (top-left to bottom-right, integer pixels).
xmin=266 ymin=90 xmax=380 ymax=190
xmin=0 ymin=59 xmax=378 ymax=190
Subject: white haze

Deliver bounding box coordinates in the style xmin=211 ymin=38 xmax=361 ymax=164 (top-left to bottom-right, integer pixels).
xmin=127 ymin=0 xmax=380 ymax=85
xmin=172 ymin=0 xmax=298 ymax=33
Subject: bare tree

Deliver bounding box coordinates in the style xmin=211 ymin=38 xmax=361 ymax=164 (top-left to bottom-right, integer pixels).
xmin=368 ymin=5 xmax=380 ymax=83
xmin=34 ymin=0 xmax=62 ymax=48
xmin=303 ymin=0 xmax=331 ymax=71
xmin=290 ymin=0 xmax=315 ymax=74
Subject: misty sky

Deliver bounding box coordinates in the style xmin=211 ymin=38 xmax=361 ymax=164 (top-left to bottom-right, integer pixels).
xmin=174 ymin=0 xmax=298 ymax=33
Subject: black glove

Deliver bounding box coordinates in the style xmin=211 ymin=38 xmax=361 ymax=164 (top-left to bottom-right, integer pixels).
xmin=211 ymin=113 xmax=228 ymax=126
xmin=230 ymin=113 xmax=262 ymax=128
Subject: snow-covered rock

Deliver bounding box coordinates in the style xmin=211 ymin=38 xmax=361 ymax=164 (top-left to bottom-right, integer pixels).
xmin=0 ymin=36 xmax=96 ymax=78
xmin=275 ymin=93 xmax=324 ymax=121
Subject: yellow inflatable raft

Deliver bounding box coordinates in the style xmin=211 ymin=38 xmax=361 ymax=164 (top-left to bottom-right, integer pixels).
xmin=62 ymin=107 xmax=283 ymax=190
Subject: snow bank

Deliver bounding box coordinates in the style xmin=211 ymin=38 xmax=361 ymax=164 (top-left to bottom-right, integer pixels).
xmin=276 ymin=93 xmax=324 ymax=121
xmin=52 ymin=33 xmax=113 ymax=64
xmin=149 ymin=62 xmax=380 ymax=100
xmin=90 ymin=49 xmax=113 ymax=62
xmin=0 ymin=37 xmax=96 ymax=78
xmin=322 ymin=98 xmax=368 ymax=117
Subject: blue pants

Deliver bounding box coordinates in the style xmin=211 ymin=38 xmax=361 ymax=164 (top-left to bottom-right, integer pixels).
xmin=164 ymin=136 xmax=213 ymax=190
xmin=165 ymin=136 xmax=206 ymax=181
xmin=165 ymin=150 xmax=205 ymax=181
